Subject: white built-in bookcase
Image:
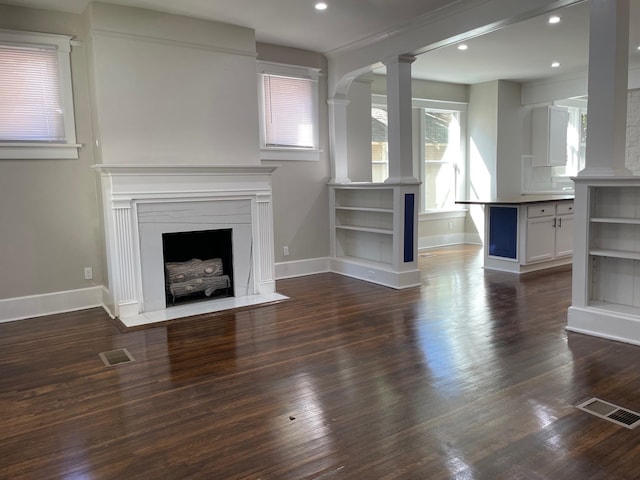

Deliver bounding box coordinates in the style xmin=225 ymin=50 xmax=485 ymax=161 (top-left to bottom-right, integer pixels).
xmin=568 ymin=177 xmax=640 ymax=345
xmin=329 ymin=183 xmax=420 ymax=289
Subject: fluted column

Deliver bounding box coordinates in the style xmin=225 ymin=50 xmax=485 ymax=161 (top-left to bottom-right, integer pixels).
xmin=111 ymin=201 xmax=139 ymax=316
xmin=256 ymin=192 xmax=276 ymax=294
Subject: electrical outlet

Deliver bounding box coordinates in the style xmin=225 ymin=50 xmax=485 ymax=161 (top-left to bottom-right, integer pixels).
xmin=84 ymin=267 xmax=93 ymax=280
xmin=283 ymin=246 xmax=289 ymax=256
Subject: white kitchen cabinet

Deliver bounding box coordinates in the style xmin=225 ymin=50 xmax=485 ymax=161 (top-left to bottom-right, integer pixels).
xmin=531 ymin=106 xmax=569 ymax=167
xmin=457 ymin=196 xmax=574 ymax=274
xmin=524 ymin=202 xmax=574 ymax=264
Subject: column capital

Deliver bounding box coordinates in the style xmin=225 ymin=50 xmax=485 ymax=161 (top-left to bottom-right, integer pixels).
xmin=327 ymin=97 xmax=350 ymax=106
xmin=382 ymin=54 xmax=416 ymax=66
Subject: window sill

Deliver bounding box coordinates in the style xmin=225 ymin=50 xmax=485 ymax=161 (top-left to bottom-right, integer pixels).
xmin=261 ymin=148 xmax=321 ymax=162
xmin=419 ymin=209 xmax=467 ymax=220
xmin=0 ymin=143 xmax=81 ymax=160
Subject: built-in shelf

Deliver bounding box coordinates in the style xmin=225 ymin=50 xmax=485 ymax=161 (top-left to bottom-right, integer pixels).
xmin=591 ymin=217 xmax=640 ymax=224
xmin=589 ymin=249 xmax=640 ymax=261
xmin=336 ymin=255 xmax=393 ymax=269
xmin=335 ymin=225 xmax=394 ymax=235
xmin=335 ymin=206 xmax=394 ymax=213
xmin=329 ymin=183 xmax=420 ymax=289
xmin=568 ymin=180 xmax=640 ymax=346
xmin=587 ymin=301 xmax=640 ymax=317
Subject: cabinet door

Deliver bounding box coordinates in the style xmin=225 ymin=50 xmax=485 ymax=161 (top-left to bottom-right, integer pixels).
xmin=554 ymin=214 xmax=574 ymax=257
xmin=525 ymin=217 xmax=555 ymax=263
xmin=532 ymin=106 xmax=569 ymax=167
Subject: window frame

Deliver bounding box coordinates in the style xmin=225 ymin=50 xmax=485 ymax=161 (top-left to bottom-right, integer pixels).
xmin=0 ymin=28 xmax=80 ymax=160
xmin=257 ymin=61 xmax=321 ymax=161
xmin=371 ymin=95 xmax=468 ymax=214
xmin=371 ymin=97 xmax=389 ymax=182
xmin=415 ymin=99 xmax=467 ymax=214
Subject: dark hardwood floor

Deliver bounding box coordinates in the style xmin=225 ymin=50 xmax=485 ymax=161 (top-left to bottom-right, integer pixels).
xmin=2 ymin=245 xmax=640 ymax=479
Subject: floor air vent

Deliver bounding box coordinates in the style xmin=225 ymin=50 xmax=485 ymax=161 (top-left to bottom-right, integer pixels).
xmin=99 ymin=348 xmax=135 ymax=367
xmin=576 ymin=397 xmax=640 ymax=429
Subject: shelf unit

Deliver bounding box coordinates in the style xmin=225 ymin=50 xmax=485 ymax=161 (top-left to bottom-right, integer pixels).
xmin=568 ymin=179 xmax=640 ymax=345
xmin=329 ymin=182 xmax=420 ymax=289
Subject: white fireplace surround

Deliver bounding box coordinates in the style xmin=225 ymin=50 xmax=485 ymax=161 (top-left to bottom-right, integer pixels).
xmin=93 ymin=164 xmax=284 ymax=326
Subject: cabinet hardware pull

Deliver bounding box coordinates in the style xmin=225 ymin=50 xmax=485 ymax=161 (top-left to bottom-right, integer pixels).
xmin=558 ymin=217 xmax=562 ymax=228
xmin=553 ymin=218 xmax=557 ymax=228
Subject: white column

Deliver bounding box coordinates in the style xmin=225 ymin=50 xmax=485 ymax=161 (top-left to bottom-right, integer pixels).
xmin=579 ymin=0 xmax=630 ymax=176
xmin=383 ymin=54 xmax=418 ymax=183
xmin=328 ymin=97 xmax=351 ymax=183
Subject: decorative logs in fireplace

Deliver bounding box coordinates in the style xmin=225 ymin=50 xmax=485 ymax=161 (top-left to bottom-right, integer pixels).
xmin=165 ymin=258 xmax=231 ymax=304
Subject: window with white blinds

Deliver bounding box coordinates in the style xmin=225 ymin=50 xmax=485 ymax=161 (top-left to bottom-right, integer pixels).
xmin=258 ymin=61 xmax=320 ymax=161
xmin=0 ymin=29 xmax=78 ymax=159
xmin=0 ymin=44 xmax=64 ymax=142
xmin=262 ymin=74 xmax=314 ymax=148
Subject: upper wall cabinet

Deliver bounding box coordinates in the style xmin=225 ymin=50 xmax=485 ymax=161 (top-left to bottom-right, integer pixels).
xmin=532 ymin=106 xmax=569 ymax=167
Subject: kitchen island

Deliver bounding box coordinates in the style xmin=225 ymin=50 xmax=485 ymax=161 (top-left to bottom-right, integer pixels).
xmin=457 ymin=194 xmax=574 ymax=273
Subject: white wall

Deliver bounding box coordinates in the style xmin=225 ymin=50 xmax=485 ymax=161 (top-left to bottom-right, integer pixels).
xmin=495 ymin=80 xmax=524 ymax=198
xmin=86 ymin=2 xmax=260 ymax=165
xmin=468 ymin=81 xmax=498 ymax=200
xmin=0 ymin=5 xmax=104 ymax=301
xmin=347 ymin=79 xmax=374 ymax=182
xmin=256 ymin=43 xmax=331 ymax=264
xmin=626 ymin=89 xmax=640 ymax=172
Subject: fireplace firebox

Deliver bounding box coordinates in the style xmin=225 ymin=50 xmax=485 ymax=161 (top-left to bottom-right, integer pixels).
xmin=162 ymin=229 xmax=234 ymax=305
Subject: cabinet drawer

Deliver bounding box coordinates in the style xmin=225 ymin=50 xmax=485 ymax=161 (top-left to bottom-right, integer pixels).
xmin=556 ymin=202 xmax=574 ymax=215
xmin=527 ymin=204 xmax=554 ymax=218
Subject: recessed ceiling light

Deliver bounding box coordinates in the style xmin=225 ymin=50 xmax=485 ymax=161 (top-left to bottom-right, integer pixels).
xmin=315 ymin=2 xmax=328 ymax=10
xmin=551 ymin=61 xmax=560 ymax=68
xmin=457 ymin=44 xmax=468 ymax=51
xmin=549 ymin=15 xmax=561 ymax=24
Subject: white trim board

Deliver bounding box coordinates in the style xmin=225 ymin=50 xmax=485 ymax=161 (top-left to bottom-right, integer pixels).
xmin=275 ymin=257 xmax=330 ymax=280
xmin=0 ymin=286 xmax=105 ymax=323
xmin=418 ymin=233 xmax=481 ymax=250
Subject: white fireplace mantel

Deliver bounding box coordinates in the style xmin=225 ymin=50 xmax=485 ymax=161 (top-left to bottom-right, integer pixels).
xmin=93 ymin=164 xmax=282 ymax=326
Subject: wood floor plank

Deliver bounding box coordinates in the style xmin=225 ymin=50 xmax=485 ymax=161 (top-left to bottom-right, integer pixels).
xmin=2 ymin=246 xmax=640 ymax=479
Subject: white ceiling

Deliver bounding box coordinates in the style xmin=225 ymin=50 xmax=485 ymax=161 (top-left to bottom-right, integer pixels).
xmin=3 ymin=0 xmax=640 ymax=85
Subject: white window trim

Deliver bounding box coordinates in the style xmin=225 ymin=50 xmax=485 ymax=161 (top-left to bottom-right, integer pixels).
xmin=257 ymin=61 xmax=321 ymax=161
xmin=372 ymin=95 xmax=468 ymax=213
xmin=0 ymin=29 xmax=80 ymax=160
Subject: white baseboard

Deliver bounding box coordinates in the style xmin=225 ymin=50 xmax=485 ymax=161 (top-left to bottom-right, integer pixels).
xmin=418 ymin=233 xmax=482 ymax=250
xmin=329 ymin=258 xmax=420 ymax=289
xmin=275 ymin=257 xmax=330 ymax=280
xmin=567 ymin=305 xmax=640 ymax=347
xmin=0 ymin=286 xmax=107 ymax=323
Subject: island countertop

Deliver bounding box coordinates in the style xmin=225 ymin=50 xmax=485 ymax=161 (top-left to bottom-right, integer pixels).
xmin=455 ymin=194 xmax=574 ymax=206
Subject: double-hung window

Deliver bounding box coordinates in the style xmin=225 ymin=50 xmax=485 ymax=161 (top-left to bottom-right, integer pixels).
xmin=371 ymin=95 xmax=467 ymax=212
xmin=258 ymin=61 xmax=320 ymax=161
xmin=0 ymin=29 xmax=79 ymax=159
xmin=417 ymin=101 xmax=466 ymax=212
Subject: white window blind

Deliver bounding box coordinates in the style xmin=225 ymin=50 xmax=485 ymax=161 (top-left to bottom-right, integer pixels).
xmin=262 ymin=74 xmax=314 ymax=149
xmin=0 ymin=44 xmax=65 ymax=142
